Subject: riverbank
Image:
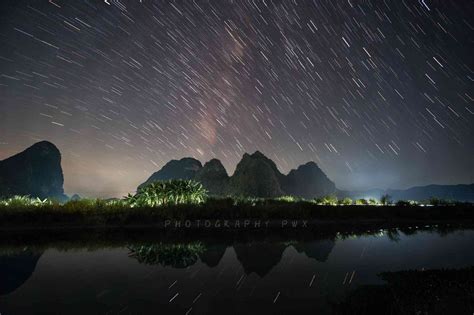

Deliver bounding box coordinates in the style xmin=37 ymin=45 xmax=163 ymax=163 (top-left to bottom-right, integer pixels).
xmin=0 ymin=198 xmax=472 ymax=230
xmin=0 ymin=222 xmax=471 ymax=250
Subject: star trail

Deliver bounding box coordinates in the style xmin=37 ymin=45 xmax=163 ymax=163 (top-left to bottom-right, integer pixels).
xmin=0 ymin=0 xmax=472 ymax=197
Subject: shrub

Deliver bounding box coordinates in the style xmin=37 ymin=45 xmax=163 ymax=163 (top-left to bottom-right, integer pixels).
xmin=275 ymin=195 xmax=298 ymax=203
xmin=128 ymin=242 xmax=205 ymax=267
xmin=396 ymin=200 xmax=418 ymax=206
xmin=339 ymin=197 xmax=353 ymax=206
xmin=124 ymin=180 xmax=207 ymax=207
xmin=315 ymin=195 xmax=338 ymax=205
xmin=427 ymin=197 xmax=453 ymax=206
xmin=356 ymin=198 xmax=369 ymax=205
xmin=368 ymin=198 xmax=378 ymax=205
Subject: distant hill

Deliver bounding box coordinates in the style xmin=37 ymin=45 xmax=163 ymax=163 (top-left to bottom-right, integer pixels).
xmin=194 ymin=159 xmax=229 ymax=195
xmin=139 ymin=151 xmax=336 ymax=198
xmin=228 ymin=151 xmax=286 ymax=197
xmin=0 ymin=141 xmax=67 ymax=200
xmin=338 ymin=184 xmax=474 ymax=202
xmin=293 ymin=239 xmax=335 ymax=262
xmin=233 ymin=241 xmax=287 ymax=277
xmin=282 ymin=161 xmax=336 ymax=199
xmin=138 ymin=157 xmax=202 ymax=191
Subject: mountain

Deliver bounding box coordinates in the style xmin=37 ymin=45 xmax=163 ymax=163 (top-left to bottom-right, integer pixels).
xmin=338 ymin=184 xmax=474 ymax=202
xmin=138 ymin=157 xmax=202 ymax=190
xmin=293 ymin=239 xmax=335 ymax=262
xmin=138 ymin=151 xmax=336 ymax=198
xmin=0 ymin=141 xmax=66 ymax=200
xmin=282 ymin=162 xmax=336 ymax=198
xmin=198 ymin=244 xmax=227 ymax=267
xmin=228 ymin=151 xmax=285 ymax=197
xmin=0 ymin=251 xmax=42 ymax=296
xmin=194 ymin=159 xmax=229 ymax=195
xmin=70 ymin=194 xmax=81 ymax=201
xmin=233 ymin=242 xmax=287 ymax=277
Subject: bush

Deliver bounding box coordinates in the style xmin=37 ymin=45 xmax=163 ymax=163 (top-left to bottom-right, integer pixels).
xmin=339 ymin=197 xmax=353 ymax=206
xmin=124 ymin=180 xmax=207 ymax=207
xmin=427 ymin=197 xmax=454 ymax=206
xmin=128 ymin=242 xmax=205 ymax=268
xmin=368 ymin=198 xmax=378 ymax=205
xmin=315 ymin=194 xmax=338 ymax=205
xmin=396 ymin=200 xmax=418 ymax=207
xmin=275 ymin=195 xmax=299 ymax=203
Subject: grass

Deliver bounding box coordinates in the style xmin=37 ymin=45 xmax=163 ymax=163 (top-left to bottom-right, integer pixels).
xmin=0 ymin=194 xmax=473 ymax=228
xmin=0 ymin=180 xmax=472 ymax=228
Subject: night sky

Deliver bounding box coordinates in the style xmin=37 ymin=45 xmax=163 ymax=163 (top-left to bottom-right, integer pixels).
xmin=0 ymin=0 xmax=473 ymax=198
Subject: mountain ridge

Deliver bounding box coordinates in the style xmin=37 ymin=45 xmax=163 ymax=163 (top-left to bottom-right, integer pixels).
xmin=0 ymin=141 xmax=67 ymax=200
xmin=139 ymin=151 xmax=474 ymax=201
xmin=1 ymin=142 xmax=472 ymax=202
xmin=139 ymin=150 xmax=336 ymax=198
xmin=338 ymin=183 xmax=474 ymax=202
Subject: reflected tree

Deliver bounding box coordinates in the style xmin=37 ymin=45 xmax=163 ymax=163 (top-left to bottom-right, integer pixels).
xmin=386 ymin=229 xmax=401 ymax=242
xmin=128 ymin=242 xmax=205 ymax=268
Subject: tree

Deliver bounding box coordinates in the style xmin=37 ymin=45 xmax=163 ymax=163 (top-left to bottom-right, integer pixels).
xmin=368 ymin=198 xmax=378 ymax=205
xmin=128 ymin=242 xmax=205 ymax=268
xmin=355 ymin=198 xmax=368 ymax=205
xmin=315 ymin=194 xmax=338 ymax=205
xmin=428 ymin=197 xmax=449 ymax=206
xmin=323 ymin=194 xmax=338 ymax=205
xmin=396 ymin=200 xmax=411 ymax=206
xmin=380 ymin=194 xmax=392 ymax=206
xmin=339 ymin=197 xmax=353 ymax=205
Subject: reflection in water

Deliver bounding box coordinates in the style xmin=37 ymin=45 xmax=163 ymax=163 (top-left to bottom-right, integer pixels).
xmin=294 ymin=239 xmax=336 ymax=262
xmin=126 ymin=239 xmax=336 ymax=277
xmin=199 ymin=244 xmax=227 ymax=267
xmin=128 ymin=243 xmax=205 ymax=268
xmin=1 ymin=227 xmax=473 ymax=314
xmin=336 ymin=267 xmax=474 ymax=314
xmin=0 ymin=250 xmax=42 ymax=296
xmin=233 ymin=242 xmax=288 ymax=277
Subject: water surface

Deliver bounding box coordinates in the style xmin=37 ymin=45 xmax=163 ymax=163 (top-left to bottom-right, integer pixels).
xmin=1 ymin=228 xmax=473 ymax=314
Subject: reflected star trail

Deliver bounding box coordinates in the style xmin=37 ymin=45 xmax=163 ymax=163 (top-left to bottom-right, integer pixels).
xmin=0 ymin=0 xmax=472 ymax=197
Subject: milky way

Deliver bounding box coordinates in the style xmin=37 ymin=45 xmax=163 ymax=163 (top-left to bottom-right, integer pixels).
xmin=0 ymin=0 xmax=473 ymax=197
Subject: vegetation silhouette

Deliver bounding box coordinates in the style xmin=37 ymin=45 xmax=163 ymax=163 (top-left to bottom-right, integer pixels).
xmin=125 ymin=179 xmax=207 ymax=207
xmin=0 ymin=193 xmax=473 ymax=229
xmin=128 ymin=242 xmax=205 ymax=268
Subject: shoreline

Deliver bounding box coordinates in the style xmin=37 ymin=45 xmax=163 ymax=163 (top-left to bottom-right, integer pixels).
xmin=0 ymin=220 xmax=471 ymax=253
xmin=1 ymin=203 xmax=473 ymax=234
xmin=0 ymin=218 xmax=473 ymax=232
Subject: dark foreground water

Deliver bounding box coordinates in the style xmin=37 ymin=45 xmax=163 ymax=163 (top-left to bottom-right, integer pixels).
xmin=1 ymin=227 xmax=474 ymax=314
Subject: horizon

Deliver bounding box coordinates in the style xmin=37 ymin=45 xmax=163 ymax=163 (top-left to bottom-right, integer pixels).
xmin=1 ymin=140 xmax=473 ymax=199
xmin=1 ymin=1 xmax=473 ymax=198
